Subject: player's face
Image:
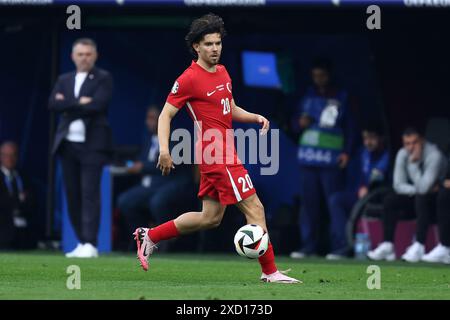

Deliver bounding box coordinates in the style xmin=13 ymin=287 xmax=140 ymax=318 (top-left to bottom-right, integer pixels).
xmin=0 ymin=144 xmax=18 ymax=170
xmin=362 ymin=131 xmax=380 ymax=152
xmin=194 ymin=33 xmax=222 ymax=66
xmin=71 ymin=44 xmax=97 ymax=72
xmin=312 ymin=68 xmax=330 ymax=88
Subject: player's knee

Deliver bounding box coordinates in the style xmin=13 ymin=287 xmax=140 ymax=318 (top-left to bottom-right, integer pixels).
xmin=204 ymin=215 xmax=222 ymax=229
xmin=201 ymin=208 xmax=223 ymax=229
xmin=254 ymin=200 xmax=265 ymax=217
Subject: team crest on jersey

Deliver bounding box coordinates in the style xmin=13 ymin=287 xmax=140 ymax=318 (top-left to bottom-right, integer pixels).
xmin=226 ymin=82 xmax=232 ymax=93
xmin=171 ymin=81 xmax=179 ymax=94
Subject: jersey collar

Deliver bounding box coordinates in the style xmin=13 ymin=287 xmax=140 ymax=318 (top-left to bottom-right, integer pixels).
xmin=191 ymin=60 xmax=219 ymax=74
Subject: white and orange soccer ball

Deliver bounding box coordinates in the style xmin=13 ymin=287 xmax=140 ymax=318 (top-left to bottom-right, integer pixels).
xmin=234 ymin=224 xmax=269 ymax=259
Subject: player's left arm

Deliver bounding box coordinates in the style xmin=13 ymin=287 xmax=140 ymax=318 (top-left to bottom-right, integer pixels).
xmin=231 ymin=99 xmax=269 ymax=135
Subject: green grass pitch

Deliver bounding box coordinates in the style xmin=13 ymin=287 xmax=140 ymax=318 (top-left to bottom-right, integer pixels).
xmin=0 ymin=251 xmax=449 ymax=300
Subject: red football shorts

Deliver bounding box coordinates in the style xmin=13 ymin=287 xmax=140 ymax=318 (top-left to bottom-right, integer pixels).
xmin=198 ymin=164 xmax=257 ymax=205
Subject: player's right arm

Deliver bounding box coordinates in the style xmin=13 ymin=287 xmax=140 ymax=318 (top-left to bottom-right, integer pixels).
xmin=157 ymin=102 xmax=180 ymax=176
xmin=159 ymin=72 xmax=192 ymax=175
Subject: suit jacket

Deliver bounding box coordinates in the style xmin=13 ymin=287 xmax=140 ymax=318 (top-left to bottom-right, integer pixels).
xmin=48 ymin=67 xmax=113 ymax=154
xmin=0 ymin=170 xmax=33 ymax=226
xmin=140 ymin=134 xmax=162 ymax=176
xmin=0 ymin=169 xmax=36 ymax=248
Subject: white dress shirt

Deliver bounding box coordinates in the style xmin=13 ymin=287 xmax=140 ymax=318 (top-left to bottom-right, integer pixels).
xmin=66 ymin=72 xmax=88 ymax=142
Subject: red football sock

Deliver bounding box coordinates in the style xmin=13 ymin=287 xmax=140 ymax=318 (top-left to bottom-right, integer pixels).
xmin=258 ymin=242 xmax=277 ymax=275
xmin=147 ymin=220 xmax=180 ymax=243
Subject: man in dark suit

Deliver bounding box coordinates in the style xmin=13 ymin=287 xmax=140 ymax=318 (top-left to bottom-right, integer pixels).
xmin=48 ymin=38 xmax=113 ymax=258
xmin=0 ymin=142 xmax=36 ymax=250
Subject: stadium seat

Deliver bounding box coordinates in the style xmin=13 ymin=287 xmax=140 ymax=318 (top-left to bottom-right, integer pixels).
xmin=347 ymin=187 xmax=440 ymax=259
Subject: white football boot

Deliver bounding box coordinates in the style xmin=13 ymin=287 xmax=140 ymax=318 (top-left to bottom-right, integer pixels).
xmin=421 ymin=244 xmax=450 ymax=264
xmin=401 ymin=242 xmax=425 ymax=263
xmin=367 ymin=242 xmax=396 ymax=261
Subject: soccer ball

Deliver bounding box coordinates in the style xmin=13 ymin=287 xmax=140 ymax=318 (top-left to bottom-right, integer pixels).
xmin=234 ymin=224 xmax=269 ymax=259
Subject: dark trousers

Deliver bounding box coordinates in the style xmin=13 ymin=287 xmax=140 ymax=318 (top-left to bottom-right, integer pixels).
xmin=299 ymin=165 xmax=345 ymax=254
xmin=117 ymin=179 xmax=191 ymax=235
xmin=118 ymin=185 xmax=153 ymax=235
xmin=382 ymin=192 xmax=437 ymax=244
xmin=328 ymin=190 xmax=358 ymax=253
xmin=117 ymin=178 xmax=194 ymax=251
xmin=0 ymin=206 xmax=36 ymax=250
xmin=437 ymin=188 xmax=450 ymax=247
xmin=59 ymin=141 xmax=108 ymax=246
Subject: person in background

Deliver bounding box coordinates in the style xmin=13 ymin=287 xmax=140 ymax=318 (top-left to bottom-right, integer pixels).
xmin=0 ymin=142 xmax=36 ymax=250
xmin=291 ymin=58 xmax=358 ymax=259
xmin=48 ymin=38 xmax=113 ymax=258
xmin=421 ymin=150 xmax=450 ymax=264
xmin=327 ymin=124 xmax=390 ymax=259
xmin=368 ymin=127 xmax=447 ymax=262
xmin=117 ymin=106 xmax=193 ymax=249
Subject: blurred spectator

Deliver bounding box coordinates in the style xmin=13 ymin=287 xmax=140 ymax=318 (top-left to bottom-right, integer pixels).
xmin=291 ymin=58 xmax=358 ymax=259
xmin=368 ymin=127 xmax=447 ymax=262
xmin=48 ymin=38 xmax=113 ymax=258
xmin=327 ymin=124 xmax=390 ymax=259
xmin=117 ymin=106 xmax=194 ymax=250
xmin=0 ymin=142 xmax=37 ymax=250
xmin=422 ymin=151 xmax=450 ymax=264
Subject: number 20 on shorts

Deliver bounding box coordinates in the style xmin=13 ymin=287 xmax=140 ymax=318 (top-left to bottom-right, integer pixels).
xmin=238 ymin=174 xmax=253 ymax=193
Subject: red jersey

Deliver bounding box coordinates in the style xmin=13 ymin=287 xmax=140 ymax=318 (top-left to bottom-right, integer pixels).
xmin=166 ymin=61 xmax=240 ymax=172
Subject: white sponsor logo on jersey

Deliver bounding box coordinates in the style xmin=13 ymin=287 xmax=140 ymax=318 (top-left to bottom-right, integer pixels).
xmin=207 ymin=84 xmax=226 ymax=97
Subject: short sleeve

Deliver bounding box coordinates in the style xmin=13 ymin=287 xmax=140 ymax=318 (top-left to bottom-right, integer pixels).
xmin=166 ymin=73 xmax=192 ymax=109
xmin=222 ymin=66 xmax=234 ymax=100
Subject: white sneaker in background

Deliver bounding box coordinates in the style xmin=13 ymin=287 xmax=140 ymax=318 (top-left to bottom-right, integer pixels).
xmin=74 ymin=243 xmax=99 ymax=258
xmin=289 ymin=251 xmax=306 ymax=259
xmin=367 ymin=242 xmax=396 ymax=261
xmin=421 ymin=244 xmax=450 ymax=264
xmin=325 ymin=253 xmax=346 ymax=260
xmin=401 ymin=242 xmax=424 ymax=263
xmin=65 ymin=243 xmax=83 ymax=258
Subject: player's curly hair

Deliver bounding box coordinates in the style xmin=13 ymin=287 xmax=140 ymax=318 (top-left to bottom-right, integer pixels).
xmin=185 ymin=13 xmax=227 ymax=57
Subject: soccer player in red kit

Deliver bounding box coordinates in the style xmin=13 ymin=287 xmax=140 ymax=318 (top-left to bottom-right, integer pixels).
xmin=133 ymin=13 xmax=300 ymax=284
